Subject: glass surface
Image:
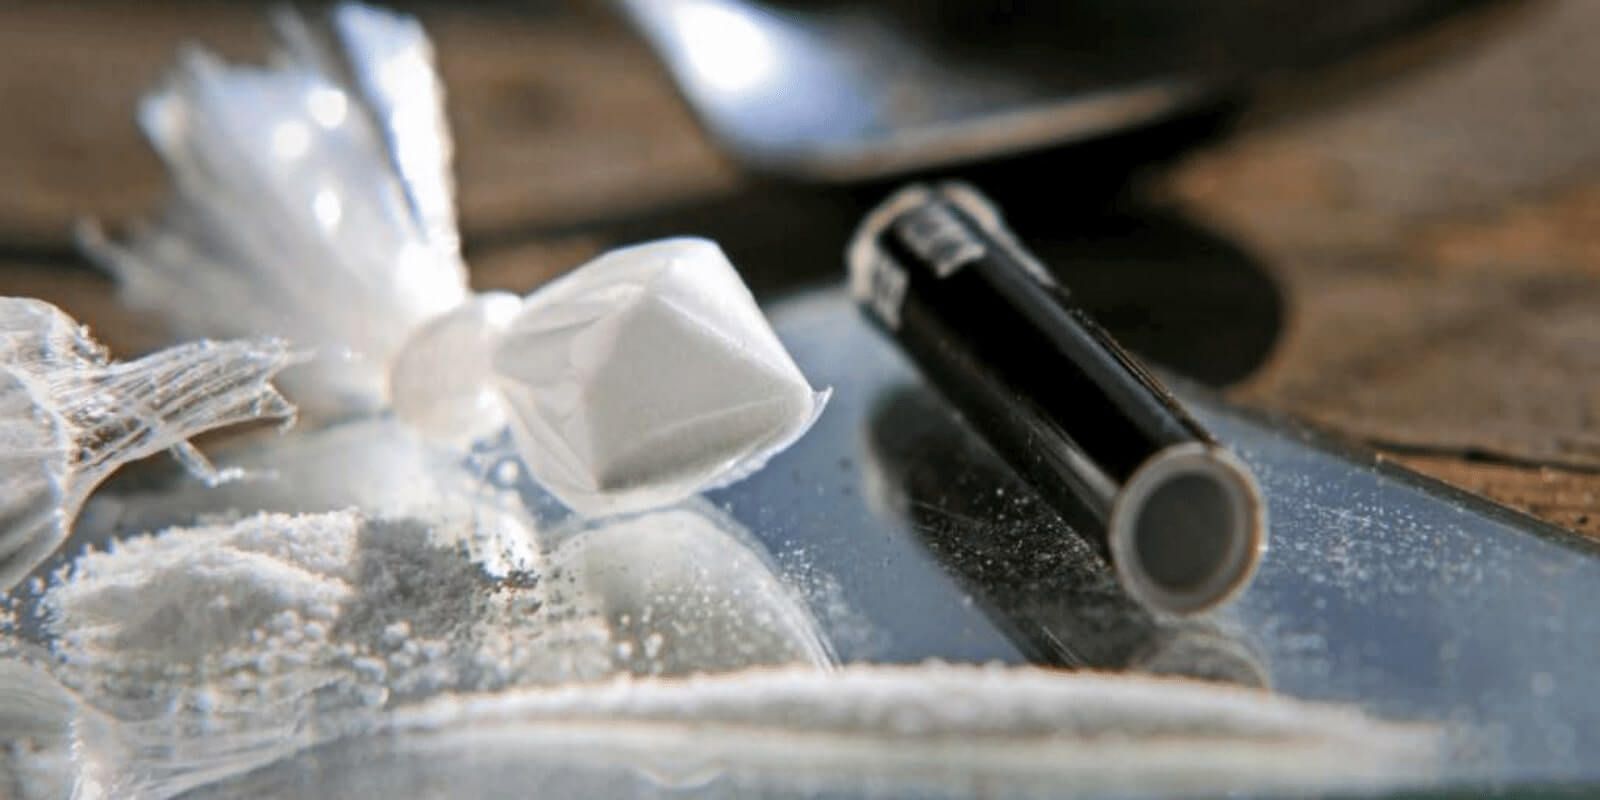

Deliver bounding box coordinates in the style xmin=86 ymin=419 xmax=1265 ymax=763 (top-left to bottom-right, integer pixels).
xmin=7 ymin=287 xmax=1600 ymax=798
xmin=741 ymin=288 xmax=1600 ymax=785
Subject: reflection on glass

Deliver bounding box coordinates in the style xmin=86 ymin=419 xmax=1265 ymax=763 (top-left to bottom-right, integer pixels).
xmin=863 ymin=384 xmax=1267 ymax=687
xmin=545 ymin=503 xmax=836 ymax=676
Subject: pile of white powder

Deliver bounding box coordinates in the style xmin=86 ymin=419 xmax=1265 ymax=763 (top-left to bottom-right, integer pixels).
xmin=18 ymin=504 xmax=833 ymax=797
xmin=48 ymin=507 xmax=832 ymax=704
xmin=46 ymin=511 xmax=586 ymax=721
xmin=178 ymin=665 xmax=1451 ymax=799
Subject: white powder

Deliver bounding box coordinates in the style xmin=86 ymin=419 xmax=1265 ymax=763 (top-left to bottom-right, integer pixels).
xmin=47 ymin=509 xmax=591 ymax=724
xmin=183 ymin=664 xmax=1449 ymax=799
xmin=12 ymin=503 xmax=1450 ymax=799
xmin=22 ymin=503 xmax=831 ymax=798
xmin=82 ymin=417 xmax=543 ymax=583
xmin=391 ymin=663 xmax=1441 ymax=754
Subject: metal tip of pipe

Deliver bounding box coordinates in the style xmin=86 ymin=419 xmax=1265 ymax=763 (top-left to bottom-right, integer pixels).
xmin=1108 ymin=444 xmax=1266 ymax=615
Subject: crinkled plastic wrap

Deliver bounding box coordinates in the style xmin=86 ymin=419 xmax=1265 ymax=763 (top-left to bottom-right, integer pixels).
xmin=81 ymin=3 xmax=827 ymax=516
xmin=0 ymin=298 xmax=293 ymax=589
xmin=79 ymin=3 xmax=468 ymax=415
xmin=489 ymin=238 xmax=829 ymax=516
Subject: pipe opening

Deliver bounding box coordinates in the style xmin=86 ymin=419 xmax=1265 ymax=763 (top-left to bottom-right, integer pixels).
xmin=1109 ymin=444 xmax=1264 ymax=615
xmin=1134 ymin=473 xmax=1236 ymax=595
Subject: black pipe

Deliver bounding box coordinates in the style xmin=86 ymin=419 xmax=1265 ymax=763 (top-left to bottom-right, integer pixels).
xmin=846 ymin=181 xmax=1265 ymax=614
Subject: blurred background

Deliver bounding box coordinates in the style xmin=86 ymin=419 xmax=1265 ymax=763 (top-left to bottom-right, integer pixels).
xmin=4 ymin=0 xmax=1600 ymax=537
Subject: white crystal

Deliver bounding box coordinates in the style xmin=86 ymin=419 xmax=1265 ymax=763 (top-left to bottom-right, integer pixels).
xmin=491 ymin=238 xmax=828 ymax=516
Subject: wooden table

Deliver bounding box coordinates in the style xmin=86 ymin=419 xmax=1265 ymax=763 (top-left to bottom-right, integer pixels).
xmin=4 ymin=1 xmax=1599 ymax=536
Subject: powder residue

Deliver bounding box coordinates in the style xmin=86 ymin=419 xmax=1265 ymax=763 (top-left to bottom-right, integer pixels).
xmin=24 ymin=503 xmax=834 ymax=798
xmin=191 ymin=664 xmax=1450 ymax=799
xmin=44 ymin=510 xmax=611 ymax=724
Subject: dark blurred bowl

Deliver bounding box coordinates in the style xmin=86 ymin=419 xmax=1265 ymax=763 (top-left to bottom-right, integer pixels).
xmin=615 ymin=0 xmax=1490 ymax=181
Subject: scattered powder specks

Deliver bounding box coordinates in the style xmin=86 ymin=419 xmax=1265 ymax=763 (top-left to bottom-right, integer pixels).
xmin=546 ymin=509 xmax=834 ymax=676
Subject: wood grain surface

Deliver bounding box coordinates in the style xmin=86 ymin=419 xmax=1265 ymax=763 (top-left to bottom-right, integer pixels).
xmin=1166 ymin=0 xmax=1600 ymax=534
xmin=3 ymin=0 xmax=1599 ymax=536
